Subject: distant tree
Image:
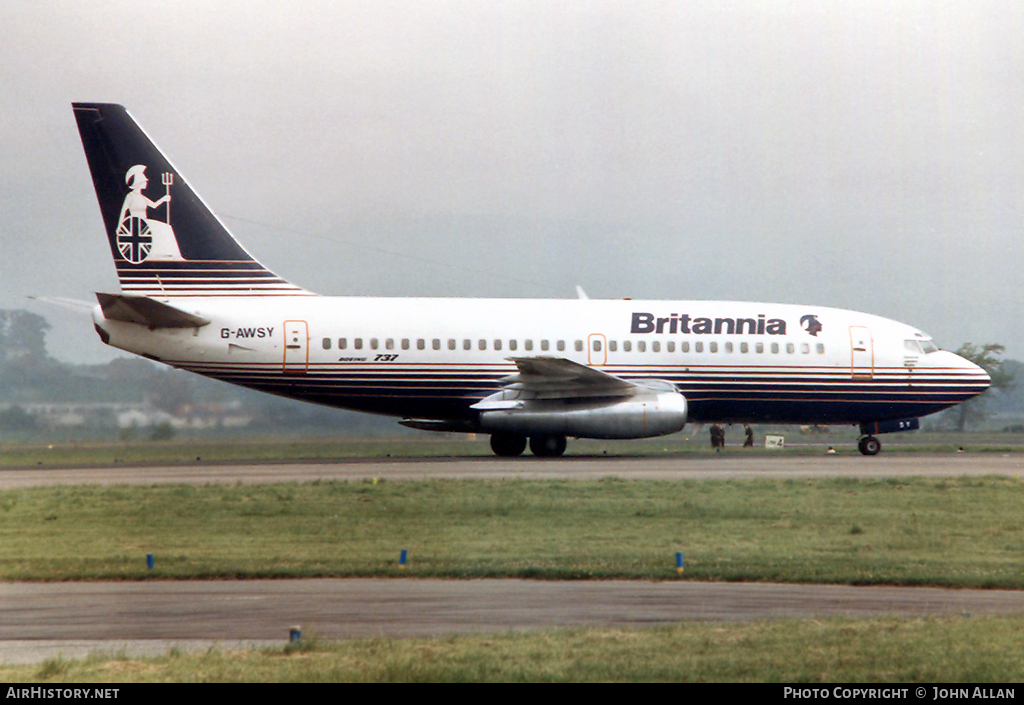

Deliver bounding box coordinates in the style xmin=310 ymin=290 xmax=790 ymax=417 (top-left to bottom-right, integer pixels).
xmin=149 ymin=421 xmax=176 ymax=441
xmin=0 ymin=405 xmax=37 ymax=431
xmin=947 ymin=343 xmax=1015 ymax=431
xmin=0 ymin=310 xmax=50 ymax=360
xmin=146 ymin=368 xmax=194 ymax=415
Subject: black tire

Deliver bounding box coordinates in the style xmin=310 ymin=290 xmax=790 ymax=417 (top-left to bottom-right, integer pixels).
xmin=490 ymin=432 xmax=527 ymax=457
xmin=858 ymin=436 xmax=881 ymax=456
xmin=529 ymin=434 xmax=567 ymax=457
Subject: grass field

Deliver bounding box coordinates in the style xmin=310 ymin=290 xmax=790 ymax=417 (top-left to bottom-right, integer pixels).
xmin=3 ymin=615 xmax=1024 ymax=682
xmin=4 ymin=439 xmax=1024 ymax=682
xmin=2 ymin=476 xmax=1024 ymax=585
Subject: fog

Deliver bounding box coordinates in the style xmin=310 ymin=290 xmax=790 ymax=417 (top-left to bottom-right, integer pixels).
xmin=1 ymin=1 xmax=1021 ymax=362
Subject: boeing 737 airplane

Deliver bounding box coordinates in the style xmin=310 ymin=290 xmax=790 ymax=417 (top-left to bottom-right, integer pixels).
xmin=70 ymin=103 xmax=990 ymax=456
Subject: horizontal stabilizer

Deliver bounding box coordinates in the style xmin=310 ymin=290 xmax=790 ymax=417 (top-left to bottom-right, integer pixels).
xmin=96 ymin=292 xmax=210 ymax=329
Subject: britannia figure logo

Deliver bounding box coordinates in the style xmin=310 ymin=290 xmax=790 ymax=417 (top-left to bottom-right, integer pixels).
xmin=115 ymin=165 xmax=183 ymax=263
xmin=800 ymin=314 xmax=823 ymax=337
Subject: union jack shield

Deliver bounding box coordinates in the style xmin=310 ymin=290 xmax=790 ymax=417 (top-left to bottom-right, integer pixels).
xmin=116 ymin=215 xmax=152 ymax=263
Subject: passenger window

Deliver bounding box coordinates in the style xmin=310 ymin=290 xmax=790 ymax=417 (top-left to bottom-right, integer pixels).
xmin=681 ymin=341 xmax=690 ymax=353
xmin=525 ymin=340 xmax=534 ymax=351
xmin=509 ymin=340 xmax=518 ymax=351
xmin=592 ymin=340 xmax=601 ymax=352
xmin=709 ymin=342 xmax=718 ymax=353
xmin=786 ymin=343 xmax=795 ymax=354
xmin=667 ymin=341 xmax=675 ymax=353
xmin=609 ymin=340 xmax=617 ymax=352
xmin=370 ymin=338 xmax=379 ymax=350
xmin=756 ymin=342 xmax=764 ymax=353
xmin=479 ymin=339 xmax=487 ymax=351
xmin=638 ymin=341 xmax=647 ymax=352
xmin=417 ymin=339 xmax=425 ymax=350
xmin=448 ymin=339 xmax=456 ymax=350
xmin=695 ymin=342 xmax=703 ymax=353
xmin=494 ymin=339 xmax=502 ymax=351
xmin=339 ymin=338 xmax=347 ymax=350
xmin=432 ymin=339 xmax=441 ymax=350
xmin=623 ymin=341 xmax=632 ymax=352
xmin=771 ymin=343 xmax=779 ymax=354
xmin=817 ymin=343 xmax=825 ymax=354
xmin=652 ymin=341 xmax=661 ymax=353
xmin=541 ymin=340 xmax=549 ymax=351
xmin=386 ymin=338 xmax=394 ymax=350
xmin=401 ymin=339 xmax=410 ymax=350
xmin=557 ymin=340 xmax=565 ymax=351
xmin=740 ymin=342 xmax=748 ymax=353
xmin=322 ymin=338 xmax=331 ymax=350
xmin=463 ymin=339 xmax=471 ymax=351
xmin=725 ymin=342 xmax=733 ymax=353
xmin=801 ymin=343 xmax=809 ymax=354
xmin=354 ymin=338 xmax=363 ymax=350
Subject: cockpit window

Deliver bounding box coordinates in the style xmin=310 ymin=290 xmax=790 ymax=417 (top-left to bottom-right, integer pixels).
xmin=905 ymin=339 xmax=923 ymax=354
xmin=912 ymin=333 xmax=940 ymax=354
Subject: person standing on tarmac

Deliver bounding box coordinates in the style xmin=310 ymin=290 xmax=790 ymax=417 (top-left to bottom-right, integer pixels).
xmin=744 ymin=425 xmax=754 ymax=447
xmin=710 ymin=424 xmax=725 ymax=450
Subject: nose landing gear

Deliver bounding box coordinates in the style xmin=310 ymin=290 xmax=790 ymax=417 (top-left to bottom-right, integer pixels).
xmin=857 ymin=435 xmax=881 ymax=456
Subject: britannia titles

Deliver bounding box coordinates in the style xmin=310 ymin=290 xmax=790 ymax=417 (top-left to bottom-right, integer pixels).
xmin=631 ymin=312 xmax=787 ymax=336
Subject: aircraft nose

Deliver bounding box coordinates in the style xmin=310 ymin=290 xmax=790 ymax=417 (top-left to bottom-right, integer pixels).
xmin=950 ymin=351 xmax=990 ymax=394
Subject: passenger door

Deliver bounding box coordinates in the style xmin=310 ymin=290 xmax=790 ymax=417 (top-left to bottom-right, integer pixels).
xmin=849 ymin=326 xmax=873 ymax=379
xmin=283 ymin=320 xmax=309 ymax=373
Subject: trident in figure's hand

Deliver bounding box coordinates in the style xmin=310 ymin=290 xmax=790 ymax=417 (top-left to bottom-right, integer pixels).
xmin=162 ymin=172 xmax=174 ymax=222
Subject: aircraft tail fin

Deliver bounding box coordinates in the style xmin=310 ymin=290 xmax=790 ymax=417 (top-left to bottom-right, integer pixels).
xmin=72 ymin=103 xmax=311 ymax=298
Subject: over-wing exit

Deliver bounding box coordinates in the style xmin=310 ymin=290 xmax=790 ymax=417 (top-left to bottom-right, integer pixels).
xmin=71 ymin=104 xmax=990 ymax=457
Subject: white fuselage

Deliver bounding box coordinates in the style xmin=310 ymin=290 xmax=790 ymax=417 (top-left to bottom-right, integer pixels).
xmin=93 ymin=295 xmax=990 ymax=428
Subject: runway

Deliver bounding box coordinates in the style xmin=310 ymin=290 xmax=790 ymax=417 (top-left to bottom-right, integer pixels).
xmin=1 ymin=452 xmax=1022 ymax=489
xmin=3 ymin=453 xmax=1023 ymax=665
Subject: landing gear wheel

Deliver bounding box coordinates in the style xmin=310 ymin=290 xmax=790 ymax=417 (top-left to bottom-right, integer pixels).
xmin=529 ymin=434 xmax=567 ymax=457
xmin=490 ymin=432 xmax=527 ymax=457
xmin=858 ymin=436 xmax=881 ymax=456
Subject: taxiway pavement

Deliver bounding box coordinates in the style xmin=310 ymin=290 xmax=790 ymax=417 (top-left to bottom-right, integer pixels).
xmin=1 ymin=452 xmax=1022 ymax=490
xmin=4 ymin=578 xmax=1024 ymax=664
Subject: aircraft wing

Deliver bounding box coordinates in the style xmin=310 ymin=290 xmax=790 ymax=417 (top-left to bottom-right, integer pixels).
xmin=95 ymin=293 xmax=211 ymax=329
xmin=472 ymin=356 xmax=646 ymax=409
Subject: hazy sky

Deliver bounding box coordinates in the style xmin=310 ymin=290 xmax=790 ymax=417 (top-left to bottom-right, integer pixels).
xmin=1 ymin=1 xmax=1022 ymax=362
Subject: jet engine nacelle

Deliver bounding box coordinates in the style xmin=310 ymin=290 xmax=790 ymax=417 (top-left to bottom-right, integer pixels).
xmin=478 ymin=391 xmax=688 ymax=440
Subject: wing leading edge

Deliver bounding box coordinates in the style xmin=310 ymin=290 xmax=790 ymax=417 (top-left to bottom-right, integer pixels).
xmin=473 ymin=356 xmax=641 ymax=408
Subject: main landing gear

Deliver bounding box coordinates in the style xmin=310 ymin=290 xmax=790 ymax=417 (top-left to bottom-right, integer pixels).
xmin=489 ymin=432 xmax=567 ymax=458
xmin=857 ymin=435 xmax=881 ymax=456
